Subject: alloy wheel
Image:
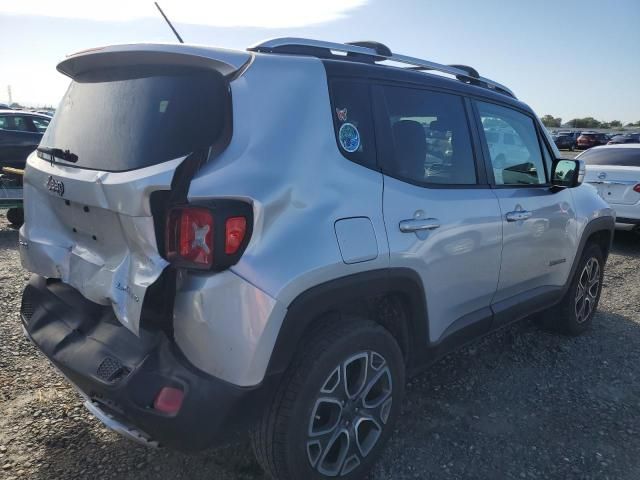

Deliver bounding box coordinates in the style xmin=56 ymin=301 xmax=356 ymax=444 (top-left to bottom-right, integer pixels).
xmin=575 ymin=257 xmax=600 ymax=324
xmin=306 ymin=351 xmax=393 ymax=477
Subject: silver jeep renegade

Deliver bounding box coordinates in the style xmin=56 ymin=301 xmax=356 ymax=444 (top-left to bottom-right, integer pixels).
xmin=19 ymin=38 xmax=615 ymax=479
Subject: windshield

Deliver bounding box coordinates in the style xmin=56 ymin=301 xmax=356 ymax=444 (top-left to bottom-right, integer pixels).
xmin=40 ymin=66 xmax=229 ymax=172
xmin=580 ymin=148 xmax=640 ymax=167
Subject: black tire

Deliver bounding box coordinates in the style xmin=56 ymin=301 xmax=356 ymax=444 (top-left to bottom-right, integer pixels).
xmin=6 ymin=208 xmax=24 ymax=227
xmin=538 ymin=243 xmax=604 ymax=336
xmin=251 ymin=316 xmax=405 ymax=480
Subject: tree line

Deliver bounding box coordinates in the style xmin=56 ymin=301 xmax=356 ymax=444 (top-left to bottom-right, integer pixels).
xmin=540 ymin=115 xmax=640 ymax=129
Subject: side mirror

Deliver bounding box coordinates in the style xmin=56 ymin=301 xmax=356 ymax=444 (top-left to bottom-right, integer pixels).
xmin=551 ymin=159 xmax=585 ymax=188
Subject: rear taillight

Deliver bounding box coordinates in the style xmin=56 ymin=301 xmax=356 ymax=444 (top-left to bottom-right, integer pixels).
xmin=633 ymin=184 xmax=640 ymax=194
xmin=166 ymin=207 xmax=214 ymax=269
xmin=225 ymin=217 xmax=247 ymax=254
xmin=164 ymin=202 xmax=252 ymax=270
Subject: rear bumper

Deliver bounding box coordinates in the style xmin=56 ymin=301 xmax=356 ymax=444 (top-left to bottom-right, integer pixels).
xmin=608 ymin=203 xmax=640 ymax=225
xmin=21 ymin=275 xmax=277 ymax=451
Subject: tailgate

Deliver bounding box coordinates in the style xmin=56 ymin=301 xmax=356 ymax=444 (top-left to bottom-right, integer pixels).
xmin=20 ymin=155 xmax=183 ymax=335
xmin=18 ymin=44 xmax=247 ymax=335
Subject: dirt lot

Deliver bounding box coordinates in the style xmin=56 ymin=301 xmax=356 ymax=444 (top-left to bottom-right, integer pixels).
xmin=1 ymin=215 xmax=639 ymax=480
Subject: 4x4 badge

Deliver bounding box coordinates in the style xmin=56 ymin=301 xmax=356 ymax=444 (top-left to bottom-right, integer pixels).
xmin=46 ymin=176 xmax=65 ymax=197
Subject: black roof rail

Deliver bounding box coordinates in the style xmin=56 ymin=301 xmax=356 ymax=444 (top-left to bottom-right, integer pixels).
xmin=248 ymin=37 xmax=516 ymax=98
xmin=345 ymin=41 xmax=392 ymax=57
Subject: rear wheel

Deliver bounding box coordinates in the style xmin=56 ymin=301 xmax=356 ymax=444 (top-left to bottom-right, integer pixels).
xmin=537 ymin=243 xmax=604 ymax=336
xmin=252 ymin=316 xmax=405 ymax=480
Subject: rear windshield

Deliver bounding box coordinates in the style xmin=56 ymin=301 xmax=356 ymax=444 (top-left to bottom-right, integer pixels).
xmin=40 ymin=66 xmax=229 ymax=172
xmin=580 ymin=148 xmax=640 ymax=167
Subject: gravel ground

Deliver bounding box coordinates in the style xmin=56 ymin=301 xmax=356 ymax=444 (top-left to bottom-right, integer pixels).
xmin=0 ymin=215 xmax=639 ymax=480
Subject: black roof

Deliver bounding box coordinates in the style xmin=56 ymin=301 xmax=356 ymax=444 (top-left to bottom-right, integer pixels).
xmin=321 ymin=59 xmax=533 ymax=115
xmin=0 ymin=109 xmax=51 ymax=118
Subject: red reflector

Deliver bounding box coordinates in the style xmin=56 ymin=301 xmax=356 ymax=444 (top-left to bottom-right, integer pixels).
xmin=634 ymin=184 xmax=640 ymax=193
xmin=153 ymin=387 xmax=184 ymax=415
xmin=225 ymin=216 xmax=247 ymax=254
xmin=166 ymin=207 xmax=214 ymax=268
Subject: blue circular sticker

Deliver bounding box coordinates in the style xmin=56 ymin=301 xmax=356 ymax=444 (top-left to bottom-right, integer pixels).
xmin=338 ymin=122 xmax=360 ymax=153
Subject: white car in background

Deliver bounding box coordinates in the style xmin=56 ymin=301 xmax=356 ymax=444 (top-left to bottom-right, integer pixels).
xmin=580 ymin=144 xmax=640 ymax=232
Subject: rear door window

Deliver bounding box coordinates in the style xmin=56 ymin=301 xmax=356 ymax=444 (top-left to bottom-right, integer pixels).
xmin=40 ymin=66 xmax=230 ymax=172
xmin=375 ymin=85 xmax=477 ymax=186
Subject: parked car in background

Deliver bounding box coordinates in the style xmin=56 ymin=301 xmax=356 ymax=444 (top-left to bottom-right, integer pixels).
xmin=0 ymin=110 xmax=49 ymax=226
xmin=554 ymin=133 xmax=576 ymax=150
xmin=0 ymin=110 xmax=51 ymax=170
xmin=581 ymin=144 xmax=640 ymax=232
xmin=559 ymin=130 xmax=582 ymax=143
xmin=608 ymin=133 xmax=640 ymax=145
xmin=577 ymin=132 xmax=608 ymax=149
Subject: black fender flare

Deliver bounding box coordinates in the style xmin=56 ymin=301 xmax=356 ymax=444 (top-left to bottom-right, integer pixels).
xmin=265 ymin=268 xmax=428 ymax=377
xmin=562 ymin=215 xmax=615 ymax=295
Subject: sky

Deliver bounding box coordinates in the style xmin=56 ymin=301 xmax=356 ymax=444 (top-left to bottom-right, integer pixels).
xmin=1 ymin=0 xmax=639 ymax=123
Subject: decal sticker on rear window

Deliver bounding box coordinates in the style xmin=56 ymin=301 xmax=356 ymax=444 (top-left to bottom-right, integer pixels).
xmin=336 ymin=108 xmax=348 ymax=122
xmin=338 ymin=122 xmax=360 ymax=153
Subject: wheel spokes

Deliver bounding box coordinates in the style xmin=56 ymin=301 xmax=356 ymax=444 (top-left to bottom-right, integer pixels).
xmin=321 ymin=366 xmax=341 ymax=394
xmin=341 ymin=454 xmax=360 ymax=476
xmin=317 ymin=428 xmax=350 ymax=477
xmin=307 ymin=349 xmax=394 ymax=476
xmin=354 ymin=416 xmax=383 ymax=458
xmin=342 ymin=353 xmax=368 ymax=399
xmin=575 ymin=257 xmax=601 ymax=324
xmin=362 ymin=367 xmax=393 ymax=410
xmin=309 ymin=397 xmax=343 ymax=438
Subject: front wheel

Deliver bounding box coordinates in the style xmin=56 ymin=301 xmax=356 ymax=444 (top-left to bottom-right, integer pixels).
xmin=538 ymin=243 xmax=604 ymax=336
xmin=252 ymin=317 xmax=405 ymax=480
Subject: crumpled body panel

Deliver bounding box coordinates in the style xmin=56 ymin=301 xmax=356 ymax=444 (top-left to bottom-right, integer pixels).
xmin=19 ymin=153 xmax=184 ymax=335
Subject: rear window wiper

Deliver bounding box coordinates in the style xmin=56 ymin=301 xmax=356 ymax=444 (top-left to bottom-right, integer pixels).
xmin=37 ymin=147 xmax=79 ymax=163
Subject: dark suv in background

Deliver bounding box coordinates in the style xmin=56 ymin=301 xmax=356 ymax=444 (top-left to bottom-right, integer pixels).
xmin=0 ymin=110 xmax=51 ymax=170
xmin=577 ymin=132 xmax=608 ymax=149
xmin=553 ymin=133 xmax=576 ymax=150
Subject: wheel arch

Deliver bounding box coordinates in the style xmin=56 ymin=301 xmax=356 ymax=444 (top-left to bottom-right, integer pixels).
xmin=567 ymin=216 xmax=615 ymax=290
xmin=265 ymin=268 xmax=428 ymax=377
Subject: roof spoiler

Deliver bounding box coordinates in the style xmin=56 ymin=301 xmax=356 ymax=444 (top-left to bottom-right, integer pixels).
xmin=58 ymin=43 xmax=252 ymax=79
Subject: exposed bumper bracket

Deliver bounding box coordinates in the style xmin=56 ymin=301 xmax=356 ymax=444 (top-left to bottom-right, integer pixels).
xmin=84 ymin=400 xmax=159 ymax=448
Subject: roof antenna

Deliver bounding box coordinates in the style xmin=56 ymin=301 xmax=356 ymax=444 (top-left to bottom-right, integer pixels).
xmin=154 ymin=2 xmax=184 ymax=44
